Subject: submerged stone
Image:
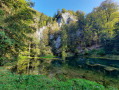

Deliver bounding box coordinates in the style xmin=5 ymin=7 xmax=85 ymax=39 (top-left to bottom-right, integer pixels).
xmin=104 ymin=66 xmax=119 ymax=72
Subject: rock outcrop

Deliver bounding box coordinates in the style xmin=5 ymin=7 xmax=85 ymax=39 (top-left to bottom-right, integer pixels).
xmin=57 ymin=12 xmax=77 ymax=27
xmin=36 ymin=26 xmax=47 ymax=40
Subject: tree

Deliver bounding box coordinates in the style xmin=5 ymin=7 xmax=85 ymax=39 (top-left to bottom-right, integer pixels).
xmin=0 ymin=0 xmax=36 ymax=66
xmin=56 ymin=9 xmax=62 ymax=19
xmin=61 ymin=25 xmax=68 ymax=60
xmin=62 ymin=8 xmax=67 ymax=13
xmin=76 ymin=10 xmax=85 ymax=30
xmin=100 ymin=0 xmax=118 ymax=22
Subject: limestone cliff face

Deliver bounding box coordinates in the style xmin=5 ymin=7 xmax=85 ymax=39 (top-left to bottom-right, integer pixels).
xmin=35 ymin=12 xmax=77 ymax=40
xmin=36 ymin=26 xmax=47 ymax=40
xmin=36 ymin=12 xmax=77 ymax=40
xmin=54 ymin=36 xmax=61 ymax=49
xmin=35 ymin=12 xmax=78 ymax=55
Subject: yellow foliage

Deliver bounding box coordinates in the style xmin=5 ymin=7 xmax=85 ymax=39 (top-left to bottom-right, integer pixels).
xmin=49 ymin=21 xmax=59 ymax=34
xmin=105 ymin=12 xmax=119 ymax=37
xmin=17 ymin=55 xmax=29 ymax=73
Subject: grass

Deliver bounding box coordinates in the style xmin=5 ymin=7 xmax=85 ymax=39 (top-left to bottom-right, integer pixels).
xmin=0 ymin=69 xmax=117 ymax=90
xmin=44 ymin=64 xmax=119 ymax=89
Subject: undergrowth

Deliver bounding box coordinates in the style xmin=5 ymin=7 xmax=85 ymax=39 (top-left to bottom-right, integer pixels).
xmin=0 ymin=70 xmax=117 ymax=90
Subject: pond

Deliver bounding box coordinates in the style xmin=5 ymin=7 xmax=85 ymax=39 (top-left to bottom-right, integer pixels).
xmin=66 ymin=56 xmax=119 ymax=68
xmin=30 ymin=56 xmax=119 ymax=89
xmin=66 ymin=56 xmax=119 ymax=76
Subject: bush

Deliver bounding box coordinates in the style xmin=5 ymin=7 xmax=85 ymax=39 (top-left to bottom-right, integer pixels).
xmin=88 ymin=49 xmax=97 ymax=55
xmin=87 ymin=48 xmax=106 ymax=56
xmin=96 ymin=48 xmax=106 ymax=56
xmin=0 ymin=9 xmax=4 ymax=16
xmin=112 ymin=49 xmax=119 ymax=55
xmin=83 ymin=48 xmax=89 ymax=55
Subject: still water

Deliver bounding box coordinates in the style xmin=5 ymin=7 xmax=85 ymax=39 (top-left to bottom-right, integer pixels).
xmin=30 ymin=56 xmax=119 ymax=89
xmin=50 ymin=56 xmax=119 ymax=88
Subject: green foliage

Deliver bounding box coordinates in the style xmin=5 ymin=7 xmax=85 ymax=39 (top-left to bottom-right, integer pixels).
xmin=61 ymin=25 xmax=68 ymax=60
xmin=39 ymin=54 xmax=56 ymax=59
xmin=53 ymin=9 xmax=62 ymax=20
xmin=88 ymin=49 xmax=97 ymax=55
xmin=0 ymin=71 xmax=116 ymax=90
xmin=38 ymin=0 xmax=119 ymax=58
xmin=96 ymin=48 xmax=106 ymax=56
xmin=86 ymin=48 xmax=106 ymax=56
xmin=0 ymin=9 xmax=4 ymax=23
xmin=38 ymin=13 xmax=53 ymax=28
xmin=0 ymin=29 xmax=15 ymax=65
xmin=68 ymin=10 xmax=76 ymax=15
xmin=60 ymin=22 xmax=80 ymax=55
xmin=83 ymin=48 xmax=89 ymax=55
xmin=0 ymin=0 xmax=36 ymax=66
xmin=80 ymin=0 xmax=119 ymax=55
xmin=17 ymin=55 xmax=29 ymax=73
xmin=0 ymin=9 xmax=4 ymax=16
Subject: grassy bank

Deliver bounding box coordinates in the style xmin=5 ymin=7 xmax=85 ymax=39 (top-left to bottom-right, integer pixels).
xmin=0 ymin=67 xmax=116 ymax=90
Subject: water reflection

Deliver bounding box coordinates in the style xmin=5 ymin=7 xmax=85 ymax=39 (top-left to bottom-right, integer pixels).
xmin=32 ymin=56 xmax=119 ymax=89
xmin=66 ymin=56 xmax=119 ymax=77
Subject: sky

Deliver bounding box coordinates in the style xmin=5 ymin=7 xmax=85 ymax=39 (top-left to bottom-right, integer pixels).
xmin=31 ymin=0 xmax=119 ymax=17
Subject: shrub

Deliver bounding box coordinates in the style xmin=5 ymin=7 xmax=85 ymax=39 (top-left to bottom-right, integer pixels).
xmin=88 ymin=49 xmax=97 ymax=55
xmin=96 ymin=48 xmax=106 ymax=56
xmin=83 ymin=48 xmax=89 ymax=55
xmin=112 ymin=49 xmax=119 ymax=55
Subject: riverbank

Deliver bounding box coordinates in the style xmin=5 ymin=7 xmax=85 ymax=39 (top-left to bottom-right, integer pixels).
xmin=0 ymin=67 xmax=116 ymax=90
